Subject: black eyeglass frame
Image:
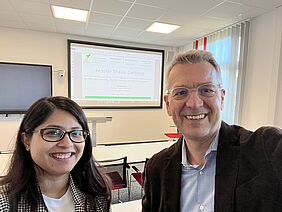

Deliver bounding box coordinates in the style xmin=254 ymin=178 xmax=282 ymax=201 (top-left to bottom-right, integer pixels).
xmin=35 ymin=127 xmax=89 ymax=143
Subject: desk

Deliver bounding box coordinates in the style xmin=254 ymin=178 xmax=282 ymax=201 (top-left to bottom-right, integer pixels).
xmin=93 ymin=140 xmax=176 ymax=163
xmin=87 ymin=116 xmax=112 ymax=146
xmin=112 ymin=199 xmax=141 ymax=212
xmin=0 ymin=153 xmax=12 ymax=177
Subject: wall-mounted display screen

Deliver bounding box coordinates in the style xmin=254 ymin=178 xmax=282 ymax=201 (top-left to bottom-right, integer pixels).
xmin=0 ymin=62 xmax=52 ymax=114
xmin=68 ymin=40 xmax=164 ymax=109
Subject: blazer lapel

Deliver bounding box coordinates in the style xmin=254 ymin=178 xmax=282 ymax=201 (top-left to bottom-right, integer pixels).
xmin=163 ymin=139 xmax=183 ymax=212
xmin=214 ymin=122 xmax=240 ymax=212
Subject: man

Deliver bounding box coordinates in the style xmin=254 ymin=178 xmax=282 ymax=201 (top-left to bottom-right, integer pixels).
xmin=142 ymin=50 xmax=282 ymax=212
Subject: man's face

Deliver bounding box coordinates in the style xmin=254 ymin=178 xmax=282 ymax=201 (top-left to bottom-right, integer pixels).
xmin=164 ymin=62 xmax=225 ymax=143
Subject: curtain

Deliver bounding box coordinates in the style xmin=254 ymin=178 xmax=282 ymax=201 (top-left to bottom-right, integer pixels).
xmin=193 ymin=21 xmax=249 ymax=124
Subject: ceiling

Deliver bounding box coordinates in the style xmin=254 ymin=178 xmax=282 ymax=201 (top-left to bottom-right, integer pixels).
xmin=1 ymin=0 xmax=282 ymax=47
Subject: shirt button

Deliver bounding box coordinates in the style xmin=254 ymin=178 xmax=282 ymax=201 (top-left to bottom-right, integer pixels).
xmin=199 ymin=204 xmax=205 ymax=211
xmin=199 ymin=171 xmax=204 ymax=175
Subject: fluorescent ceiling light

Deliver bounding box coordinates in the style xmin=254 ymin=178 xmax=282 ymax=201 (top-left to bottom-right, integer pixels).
xmin=146 ymin=22 xmax=180 ymax=34
xmin=51 ymin=5 xmax=88 ymax=22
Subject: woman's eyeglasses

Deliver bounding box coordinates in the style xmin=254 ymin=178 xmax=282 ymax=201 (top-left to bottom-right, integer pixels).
xmin=35 ymin=128 xmax=89 ymax=143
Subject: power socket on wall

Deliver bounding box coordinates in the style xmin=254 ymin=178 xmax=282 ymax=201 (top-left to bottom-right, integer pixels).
xmin=53 ymin=70 xmax=65 ymax=78
xmin=58 ymin=70 xmax=65 ymax=78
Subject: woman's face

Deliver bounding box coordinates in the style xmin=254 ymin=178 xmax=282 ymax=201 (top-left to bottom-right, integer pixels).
xmin=23 ymin=109 xmax=85 ymax=178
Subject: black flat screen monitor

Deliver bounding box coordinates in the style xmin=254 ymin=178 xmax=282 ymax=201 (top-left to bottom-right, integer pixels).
xmin=0 ymin=62 xmax=52 ymax=114
xmin=68 ymin=40 xmax=164 ymax=109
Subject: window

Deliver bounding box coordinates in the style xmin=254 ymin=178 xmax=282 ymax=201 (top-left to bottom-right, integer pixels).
xmin=193 ymin=21 xmax=249 ymax=124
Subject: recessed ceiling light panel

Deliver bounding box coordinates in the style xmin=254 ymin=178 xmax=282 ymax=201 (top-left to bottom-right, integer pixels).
xmin=51 ymin=5 xmax=88 ymax=22
xmin=146 ymin=22 xmax=180 ymax=34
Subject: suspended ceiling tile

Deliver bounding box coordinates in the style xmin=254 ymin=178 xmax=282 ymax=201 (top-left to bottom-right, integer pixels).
xmin=126 ymin=3 xmax=165 ymax=20
xmin=228 ymin=0 xmax=282 ymax=10
xmin=91 ymin=0 xmax=133 ymax=16
xmin=204 ymin=1 xmax=266 ymax=20
xmin=135 ymin=0 xmax=172 ymax=9
xmin=112 ymin=26 xmax=143 ymax=38
xmin=9 ymin=0 xmax=52 ymax=16
xmin=88 ymin=12 xmax=122 ymax=26
xmin=1 ymin=0 xmax=16 ymax=11
xmin=119 ymin=17 xmax=152 ymax=30
xmin=86 ymin=22 xmax=115 ymax=36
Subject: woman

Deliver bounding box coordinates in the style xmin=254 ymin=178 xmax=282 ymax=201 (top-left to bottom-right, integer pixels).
xmin=0 ymin=96 xmax=111 ymax=211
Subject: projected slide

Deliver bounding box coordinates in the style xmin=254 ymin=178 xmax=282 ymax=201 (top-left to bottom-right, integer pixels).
xmin=68 ymin=40 xmax=164 ymax=108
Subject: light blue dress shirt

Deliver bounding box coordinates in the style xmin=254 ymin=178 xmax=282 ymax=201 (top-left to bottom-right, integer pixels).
xmin=180 ymin=135 xmax=218 ymax=212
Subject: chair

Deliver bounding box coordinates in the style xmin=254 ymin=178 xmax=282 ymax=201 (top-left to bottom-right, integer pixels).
xmin=129 ymin=158 xmax=149 ymax=199
xmin=97 ymin=156 xmax=130 ymax=202
xmin=164 ymin=133 xmax=182 ymax=140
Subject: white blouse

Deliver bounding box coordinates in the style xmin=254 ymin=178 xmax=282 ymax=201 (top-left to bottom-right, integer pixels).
xmin=43 ymin=187 xmax=75 ymax=212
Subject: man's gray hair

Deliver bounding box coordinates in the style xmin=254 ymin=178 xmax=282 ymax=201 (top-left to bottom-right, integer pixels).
xmin=166 ymin=50 xmax=222 ymax=89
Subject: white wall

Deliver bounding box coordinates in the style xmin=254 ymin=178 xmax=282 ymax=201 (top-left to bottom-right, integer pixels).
xmin=241 ymin=7 xmax=282 ymax=130
xmin=0 ymin=27 xmax=175 ymax=150
xmin=3 ymin=6 xmax=282 ymax=150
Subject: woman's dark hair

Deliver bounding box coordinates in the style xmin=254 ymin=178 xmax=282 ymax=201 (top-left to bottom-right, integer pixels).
xmin=0 ymin=96 xmax=111 ymax=211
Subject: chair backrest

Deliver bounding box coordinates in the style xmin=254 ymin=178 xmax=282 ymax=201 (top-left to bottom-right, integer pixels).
xmin=131 ymin=158 xmax=150 ymax=187
xmin=97 ymin=156 xmax=128 ymax=189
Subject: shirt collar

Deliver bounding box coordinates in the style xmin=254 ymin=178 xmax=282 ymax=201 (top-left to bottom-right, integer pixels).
xmin=181 ymin=133 xmax=219 ymax=167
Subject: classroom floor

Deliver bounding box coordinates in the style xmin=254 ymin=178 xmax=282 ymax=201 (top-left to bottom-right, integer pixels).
xmin=112 ymin=182 xmax=143 ymax=204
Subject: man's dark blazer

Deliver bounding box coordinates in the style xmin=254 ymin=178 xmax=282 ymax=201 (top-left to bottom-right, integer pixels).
xmin=142 ymin=121 xmax=282 ymax=212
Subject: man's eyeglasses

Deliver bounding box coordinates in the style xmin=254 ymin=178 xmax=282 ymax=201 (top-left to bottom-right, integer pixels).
xmin=36 ymin=128 xmax=89 ymax=143
xmin=167 ymin=83 xmax=221 ymax=100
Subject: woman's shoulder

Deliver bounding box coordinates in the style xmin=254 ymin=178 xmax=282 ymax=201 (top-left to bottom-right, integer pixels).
xmin=0 ymin=183 xmax=9 ymax=197
xmin=0 ymin=183 xmax=10 ymax=210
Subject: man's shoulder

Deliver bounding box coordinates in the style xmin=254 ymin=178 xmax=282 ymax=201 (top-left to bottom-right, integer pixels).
xmin=222 ymin=122 xmax=282 ymax=157
xmin=146 ymin=140 xmax=181 ymax=169
xmin=221 ymin=121 xmax=282 ymax=144
xmin=252 ymin=126 xmax=282 ymax=152
xmin=254 ymin=125 xmax=282 ymax=136
xmin=153 ymin=140 xmax=180 ymax=157
xmin=234 ymin=124 xmax=282 ymax=145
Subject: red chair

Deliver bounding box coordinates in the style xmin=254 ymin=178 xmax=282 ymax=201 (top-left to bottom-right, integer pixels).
xmin=131 ymin=167 xmax=144 ymax=187
xmin=129 ymin=158 xmax=149 ymax=199
xmin=97 ymin=156 xmax=130 ymax=202
xmin=164 ymin=133 xmax=182 ymax=139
